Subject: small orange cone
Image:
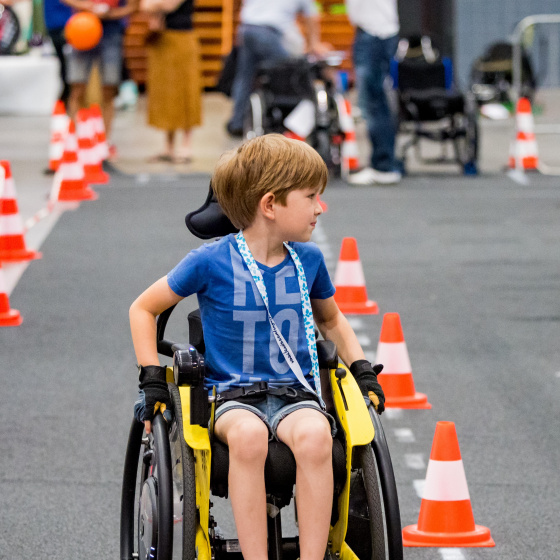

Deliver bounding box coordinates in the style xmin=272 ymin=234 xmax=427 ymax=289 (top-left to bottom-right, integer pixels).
xmin=0 ymin=161 xmax=42 ymax=262
xmin=318 ymin=195 xmax=328 ymax=212
xmin=375 ymin=313 xmax=431 ymax=409
xmin=333 ymin=237 xmax=378 ymax=314
xmin=336 ymin=95 xmax=360 ymax=177
xmin=50 ymin=121 xmax=98 ymax=203
xmin=508 ymin=97 xmax=539 ymax=171
xmin=403 ymin=421 xmax=495 ymax=547
xmin=48 ymin=100 xmax=69 ymax=172
xmin=0 ymin=262 xmax=22 ymax=327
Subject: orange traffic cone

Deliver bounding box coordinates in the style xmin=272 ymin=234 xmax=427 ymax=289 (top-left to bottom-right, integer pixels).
xmin=508 ymin=97 xmax=538 ymax=171
xmin=89 ymin=103 xmax=109 ymax=162
xmin=76 ymin=109 xmax=109 ymax=185
xmin=333 ymin=237 xmax=378 ymax=314
xmin=47 ymin=100 xmax=69 ymax=173
xmin=403 ymin=421 xmax=495 ymax=547
xmin=0 ymin=161 xmax=42 ymax=262
xmin=0 ymin=263 xmax=22 ymax=326
xmin=336 ymin=95 xmax=360 ymax=177
xmin=50 ymin=121 xmax=98 ymax=203
xmin=376 ymin=312 xmax=431 ymax=409
xmin=318 ymin=195 xmax=328 ymax=212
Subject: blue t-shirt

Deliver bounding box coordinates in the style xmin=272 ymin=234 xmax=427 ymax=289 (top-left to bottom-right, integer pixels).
xmin=167 ymin=234 xmax=335 ymax=392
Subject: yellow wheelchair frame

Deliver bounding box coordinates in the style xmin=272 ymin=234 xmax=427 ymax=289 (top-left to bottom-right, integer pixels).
xmin=120 ymin=308 xmax=403 ymax=560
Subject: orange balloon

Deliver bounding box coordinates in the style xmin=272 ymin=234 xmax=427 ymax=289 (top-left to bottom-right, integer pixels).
xmin=65 ymin=12 xmax=103 ymax=51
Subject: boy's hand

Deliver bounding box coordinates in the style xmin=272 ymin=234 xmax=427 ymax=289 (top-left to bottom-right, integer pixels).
xmin=350 ymin=360 xmax=385 ymax=414
xmin=134 ymin=365 xmax=172 ymax=433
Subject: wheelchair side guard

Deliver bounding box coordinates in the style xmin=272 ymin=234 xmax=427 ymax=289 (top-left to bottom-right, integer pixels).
xmin=329 ymin=364 xmax=375 ymax=556
xmin=177 ymin=385 xmax=213 ymax=560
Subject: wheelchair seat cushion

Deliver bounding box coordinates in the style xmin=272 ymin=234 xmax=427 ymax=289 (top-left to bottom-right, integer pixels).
xmin=211 ymin=437 xmax=347 ymax=507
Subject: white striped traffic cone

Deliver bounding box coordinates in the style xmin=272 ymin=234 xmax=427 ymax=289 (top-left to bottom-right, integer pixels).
xmin=47 ymin=100 xmax=69 ymax=173
xmin=89 ymin=103 xmax=109 ymax=162
xmin=50 ymin=121 xmax=98 ymax=203
xmin=0 ymin=262 xmax=22 ymax=326
xmin=333 ymin=237 xmax=378 ymax=314
xmin=335 ymin=95 xmax=360 ymax=178
xmin=508 ymin=97 xmax=538 ymax=171
xmin=403 ymin=421 xmax=495 ymax=547
xmin=0 ymin=161 xmax=42 ymax=262
xmin=375 ymin=312 xmax=431 ymax=409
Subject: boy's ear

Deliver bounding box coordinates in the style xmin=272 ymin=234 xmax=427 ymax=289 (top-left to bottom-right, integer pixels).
xmin=259 ymin=192 xmax=276 ymax=220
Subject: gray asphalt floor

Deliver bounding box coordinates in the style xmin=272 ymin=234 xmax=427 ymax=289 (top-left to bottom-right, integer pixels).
xmin=1 ymin=91 xmax=560 ymax=560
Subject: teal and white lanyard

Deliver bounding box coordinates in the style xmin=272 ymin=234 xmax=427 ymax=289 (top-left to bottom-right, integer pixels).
xmin=235 ymin=231 xmax=323 ymax=405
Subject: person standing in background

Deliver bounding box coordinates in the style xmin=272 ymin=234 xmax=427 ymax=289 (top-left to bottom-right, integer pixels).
xmin=139 ymin=0 xmax=201 ymax=163
xmin=62 ymin=0 xmax=137 ymax=159
xmin=346 ymin=0 xmax=401 ymax=185
xmin=43 ymin=0 xmax=72 ymax=104
xmin=226 ymin=0 xmax=329 ymax=138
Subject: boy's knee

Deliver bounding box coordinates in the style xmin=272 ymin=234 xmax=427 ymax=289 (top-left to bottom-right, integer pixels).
xmin=292 ymin=419 xmax=332 ymax=464
xmin=227 ymin=419 xmax=269 ymax=463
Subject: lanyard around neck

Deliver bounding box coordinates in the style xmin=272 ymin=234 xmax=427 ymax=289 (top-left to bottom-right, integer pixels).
xmin=235 ymin=231 xmax=323 ymax=404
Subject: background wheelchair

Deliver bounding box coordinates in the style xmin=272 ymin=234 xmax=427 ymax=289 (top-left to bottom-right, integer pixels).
xmin=120 ymin=187 xmax=403 ymax=560
xmin=243 ymin=56 xmax=346 ymax=177
xmin=391 ymin=36 xmax=479 ymax=175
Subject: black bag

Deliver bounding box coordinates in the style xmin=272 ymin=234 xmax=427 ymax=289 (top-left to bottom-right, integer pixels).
xmin=215 ymin=46 xmax=238 ymax=97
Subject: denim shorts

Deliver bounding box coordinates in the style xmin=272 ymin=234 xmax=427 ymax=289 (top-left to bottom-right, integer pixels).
xmin=214 ymin=393 xmax=337 ymax=440
xmin=67 ymin=26 xmax=123 ymax=86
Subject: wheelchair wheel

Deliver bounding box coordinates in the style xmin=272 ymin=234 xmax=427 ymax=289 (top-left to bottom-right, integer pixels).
xmin=120 ymin=387 xmax=197 ymax=560
xmin=243 ymin=91 xmax=266 ymax=139
xmin=346 ymin=445 xmax=387 ymax=560
xmin=168 ymin=384 xmax=198 ymax=560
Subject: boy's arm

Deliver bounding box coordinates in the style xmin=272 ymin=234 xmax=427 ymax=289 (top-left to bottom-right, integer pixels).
xmin=312 ymin=296 xmax=385 ymax=413
xmin=311 ymin=296 xmax=365 ymax=367
xmin=129 ymin=275 xmax=184 ymax=366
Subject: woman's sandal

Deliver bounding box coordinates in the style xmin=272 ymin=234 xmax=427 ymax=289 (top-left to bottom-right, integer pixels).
xmin=147 ymin=154 xmax=174 ymax=163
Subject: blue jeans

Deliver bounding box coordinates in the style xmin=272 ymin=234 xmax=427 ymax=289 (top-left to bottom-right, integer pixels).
xmin=228 ymin=24 xmax=289 ymax=130
xmin=353 ymin=30 xmax=399 ymax=172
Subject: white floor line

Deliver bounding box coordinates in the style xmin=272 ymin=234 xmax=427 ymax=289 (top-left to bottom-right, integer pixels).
xmin=382 ymin=408 xmax=402 ymax=420
xmin=356 ymin=333 xmax=372 ymax=346
xmin=405 ymin=453 xmax=426 ymax=470
xmin=439 ymin=548 xmax=466 ymax=560
xmin=394 ymin=428 xmax=415 ymax=443
xmin=413 ymin=479 xmax=425 ymax=498
xmin=346 ymin=317 xmax=364 ymax=329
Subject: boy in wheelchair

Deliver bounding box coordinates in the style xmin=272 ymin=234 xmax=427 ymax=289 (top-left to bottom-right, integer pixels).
xmin=129 ymin=134 xmax=385 ymax=560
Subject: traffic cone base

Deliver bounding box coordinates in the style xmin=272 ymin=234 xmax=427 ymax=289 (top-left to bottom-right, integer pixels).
xmin=0 ymin=294 xmax=22 ymax=326
xmin=56 ymin=179 xmax=98 ymax=201
xmin=0 ymin=238 xmax=42 ymax=262
xmin=377 ymin=373 xmax=431 ymax=408
xmin=402 ymin=520 xmax=495 ymax=547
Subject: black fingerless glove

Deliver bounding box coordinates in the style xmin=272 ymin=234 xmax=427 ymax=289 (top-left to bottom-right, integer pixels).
xmin=350 ymin=360 xmax=385 ymax=414
xmin=134 ymin=365 xmax=171 ymax=423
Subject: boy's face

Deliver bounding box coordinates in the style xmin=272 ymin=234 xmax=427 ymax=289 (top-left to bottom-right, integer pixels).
xmin=274 ymin=185 xmax=324 ymax=242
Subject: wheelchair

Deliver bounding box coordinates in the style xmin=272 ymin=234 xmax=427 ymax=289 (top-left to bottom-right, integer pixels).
xmin=243 ymin=56 xmax=346 ymax=177
xmin=391 ymin=36 xmax=479 ymax=175
xmin=120 ymin=187 xmax=404 ymax=560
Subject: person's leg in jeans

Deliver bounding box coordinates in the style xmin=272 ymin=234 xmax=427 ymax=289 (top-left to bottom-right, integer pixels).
xmin=228 ymin=25 xmax=288 ymax=134
xmin=354 ymin=31 xmax=399 ymax=173
xmin=49 ymin=27 xmax=70 ymax=104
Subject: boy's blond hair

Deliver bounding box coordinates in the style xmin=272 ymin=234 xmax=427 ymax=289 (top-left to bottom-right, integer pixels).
xmin=212 ymin=134 xmax=328 ymax=230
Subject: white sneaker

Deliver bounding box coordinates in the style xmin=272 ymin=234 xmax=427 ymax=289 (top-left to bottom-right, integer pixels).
xmin=348 ymin=167 xmax=401 ymax=185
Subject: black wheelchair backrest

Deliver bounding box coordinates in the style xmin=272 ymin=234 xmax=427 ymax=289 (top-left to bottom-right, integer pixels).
xmin=185 ymin=182 xmax=238 ymax=240
xmin=396 ymin=58 xmax=448 ymax=92
xmin=255 ymin=57 xmax=316 ymax=100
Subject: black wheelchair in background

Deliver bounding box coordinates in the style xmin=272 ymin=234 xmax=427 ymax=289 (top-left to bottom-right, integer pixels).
xmin=392 ymin=36 xmax=479 ymax=175
xmin=120 ymin=187 xmax=404 ymax=560
xmin=243 ymin=56 xmax=346 ymax=177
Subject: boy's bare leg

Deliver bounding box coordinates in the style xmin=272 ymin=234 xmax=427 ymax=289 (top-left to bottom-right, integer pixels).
xmin=214 ymin=409 xmax=269 ymax=560
xmin=67 ymin=83 xmax=87 ymax=121
xmin=277 ymin=408 xmax=333 ymax=560
xmin=102 ymin=85 xmax=118 ymax=139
